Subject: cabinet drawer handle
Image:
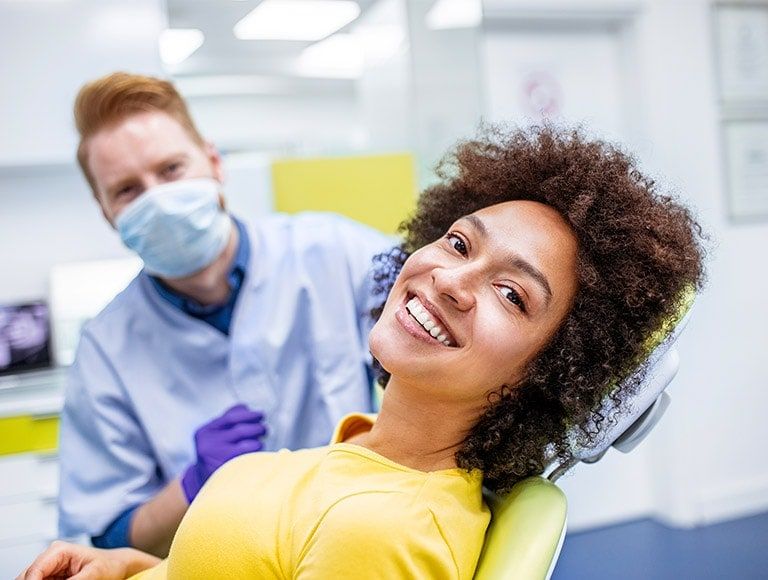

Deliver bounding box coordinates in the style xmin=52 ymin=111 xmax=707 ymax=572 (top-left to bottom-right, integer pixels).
xmin=30 ymin=413 xmax=59 ymax=421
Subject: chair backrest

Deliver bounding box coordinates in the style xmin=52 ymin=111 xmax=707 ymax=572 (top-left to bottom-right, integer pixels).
xmin=473 ymin=291 xmax=696 ymax=579
xmin=563 ymin=297 xmax=694 ymax=469
xmin=473 ymin=477 xmax=567 ymax=580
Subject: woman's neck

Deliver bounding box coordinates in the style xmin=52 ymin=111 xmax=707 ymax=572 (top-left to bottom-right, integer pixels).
xmin=356 ymin=378 xmax=485 ymax=472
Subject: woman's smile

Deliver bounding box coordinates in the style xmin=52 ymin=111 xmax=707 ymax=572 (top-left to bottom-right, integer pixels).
xmin=395 ymin=294 xmax=458 ymax=348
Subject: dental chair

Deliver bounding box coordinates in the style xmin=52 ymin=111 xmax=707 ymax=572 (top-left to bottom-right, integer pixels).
xmin=473 ymin=294 xmax=695 ymax=580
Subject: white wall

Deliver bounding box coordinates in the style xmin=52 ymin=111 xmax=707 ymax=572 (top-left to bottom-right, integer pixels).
xmin=483 ymin=0 xmax=768 ymax=531
xmin=405 ymin=0 xmax=486 ymax=186
xmin=356 ymin=0 xmax=414 ymax=153
xmin=0 ymin=168 xmax=130 ymax=303
xmin=0 ymin=0 xmax=165 ymax=164
xmin=632 ymin=0 xmax=768 ymax=528
xmin=182 ymin=90 xmax=366 ymax=156
xmin=354 ymin=0 xmax=486 ymax=187
xmin=0 ymin=0 xmax=166 ymax=303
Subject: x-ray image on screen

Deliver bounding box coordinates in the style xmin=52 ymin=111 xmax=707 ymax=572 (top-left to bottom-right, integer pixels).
xmin=0 ymin=301 xmax=52 ymax=376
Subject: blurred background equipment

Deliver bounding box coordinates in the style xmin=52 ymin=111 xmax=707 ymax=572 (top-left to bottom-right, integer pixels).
xmin=48 ymin=258 xmax=142 ymax=367
xmin=0 ymin=301 xmax=52 ymax=376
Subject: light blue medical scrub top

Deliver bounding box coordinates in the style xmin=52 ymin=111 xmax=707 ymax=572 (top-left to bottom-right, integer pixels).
xmin=57 ymin=212 xmax=394 ymax=538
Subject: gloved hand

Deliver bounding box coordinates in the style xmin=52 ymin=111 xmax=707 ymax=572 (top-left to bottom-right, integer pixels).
xmin=181 ymin=404 xmax=267 ymax=502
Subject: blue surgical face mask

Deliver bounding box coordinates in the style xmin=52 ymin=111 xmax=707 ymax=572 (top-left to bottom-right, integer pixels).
xmin=115 ymin=177 xmax=231 ymax=279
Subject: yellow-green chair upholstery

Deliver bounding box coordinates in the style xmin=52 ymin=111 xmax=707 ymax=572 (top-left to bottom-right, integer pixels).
xmin=474 ymin=477 xmax=567 ymax=580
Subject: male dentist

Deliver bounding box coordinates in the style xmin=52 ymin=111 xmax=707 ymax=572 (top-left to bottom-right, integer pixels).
xmin=58 ymin=72 xmax=392 ymax=556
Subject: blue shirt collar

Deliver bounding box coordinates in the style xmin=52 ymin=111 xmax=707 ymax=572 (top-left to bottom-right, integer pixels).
xmin=149 ymin=216 xmax=250 ymax=319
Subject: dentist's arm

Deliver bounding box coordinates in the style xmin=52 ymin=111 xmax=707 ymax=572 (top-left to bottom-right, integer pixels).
xmin=127 ymin=404 xmax=267 ymax=556
xmin=127 ymin=479 xmax=189 ymax=557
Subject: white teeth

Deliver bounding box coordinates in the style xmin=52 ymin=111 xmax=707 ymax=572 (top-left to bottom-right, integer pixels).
xmin=406 ymin=297 xmax=453 ymax=346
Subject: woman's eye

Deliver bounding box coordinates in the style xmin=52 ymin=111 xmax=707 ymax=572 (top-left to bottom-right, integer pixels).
xmin=446 ymin=233 xmax=467 ymax=256
xmin=500 ymin=286 xmax=527 ymax=312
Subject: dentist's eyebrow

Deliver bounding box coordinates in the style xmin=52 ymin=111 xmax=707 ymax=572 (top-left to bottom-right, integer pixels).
xmin=459 ymin=214 xmax=553 ymax=306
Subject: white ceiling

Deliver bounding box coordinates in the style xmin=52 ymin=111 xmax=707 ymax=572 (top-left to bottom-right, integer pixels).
xmin=166 ymin=0 xmax=381 ymax=78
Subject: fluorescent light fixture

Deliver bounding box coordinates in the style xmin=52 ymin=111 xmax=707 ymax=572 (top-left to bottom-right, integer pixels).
xmin=234 ymin=0 xmax=361 ymax=41
xmin=159 ymin=28 xmax=204 ymax=65
xmin=426 ymin=0 xmax=482 ymax=30
xmin=297 ymin=33 xmax=364 ymax=78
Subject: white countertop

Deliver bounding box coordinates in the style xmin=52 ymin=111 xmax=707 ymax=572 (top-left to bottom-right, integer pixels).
xmin=0 ymin=368 xmax=66 ymax=418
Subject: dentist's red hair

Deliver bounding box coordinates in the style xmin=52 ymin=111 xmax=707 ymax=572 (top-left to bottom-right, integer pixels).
xmin=74 ymin=72 xmax=205 ymax=194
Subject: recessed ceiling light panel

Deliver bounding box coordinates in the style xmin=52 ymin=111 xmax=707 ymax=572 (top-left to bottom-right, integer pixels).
xmin=159 ymin=28 xmax=205 ymax=66
xmin=234 ymin=0 xmax=361 ymax=41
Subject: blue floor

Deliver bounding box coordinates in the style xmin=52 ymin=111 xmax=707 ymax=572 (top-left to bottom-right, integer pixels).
xmin=551 ymin=512 xmax=768 ymax=579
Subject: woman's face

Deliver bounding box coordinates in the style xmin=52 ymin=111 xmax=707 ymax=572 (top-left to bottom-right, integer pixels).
xmin=369 ymin=200 xmax=579 ymax=404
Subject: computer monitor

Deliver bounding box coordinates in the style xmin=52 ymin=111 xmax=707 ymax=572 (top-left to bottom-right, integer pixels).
xmin=0 ymin=300 xmax=52 ymax=376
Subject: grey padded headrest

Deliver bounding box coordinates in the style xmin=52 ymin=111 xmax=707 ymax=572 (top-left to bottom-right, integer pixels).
xmin=567 ymin=305 xmax=694 ymax=465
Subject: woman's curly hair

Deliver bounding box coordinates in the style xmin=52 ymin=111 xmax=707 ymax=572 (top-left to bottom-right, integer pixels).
xmin=371 ymin=124 xmax=707 ymax=494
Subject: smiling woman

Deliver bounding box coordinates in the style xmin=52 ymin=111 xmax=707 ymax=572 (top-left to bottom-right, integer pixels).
xmin=17 ymin=125 xmax=706 ymax=580
xmin=371 ymin=124 xmax=707 ymax=493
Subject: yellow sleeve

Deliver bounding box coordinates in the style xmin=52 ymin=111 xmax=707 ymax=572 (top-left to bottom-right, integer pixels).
xmin=295 ymin=492 xmax=460 ymax=579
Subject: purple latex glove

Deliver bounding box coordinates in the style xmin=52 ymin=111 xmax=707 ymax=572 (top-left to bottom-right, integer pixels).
xmin=181 ymin=404 xmax=267 ymax=502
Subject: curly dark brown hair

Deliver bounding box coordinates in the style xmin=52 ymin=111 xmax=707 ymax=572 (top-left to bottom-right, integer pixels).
xmin=371 ymin=125 xmax=706 ymax=494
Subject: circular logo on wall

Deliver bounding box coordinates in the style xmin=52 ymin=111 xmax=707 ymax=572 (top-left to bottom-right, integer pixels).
xmin=521 ymin=71 xmax=563 ymax=119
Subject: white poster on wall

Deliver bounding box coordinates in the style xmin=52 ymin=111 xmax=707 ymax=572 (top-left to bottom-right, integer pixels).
xmin=481 ymin=27 xmax=625 ymax=141
xmin=724 ymin=120 xmax=768 ymax=219
xmin=716 ymin=7 xmax=768 ymax=101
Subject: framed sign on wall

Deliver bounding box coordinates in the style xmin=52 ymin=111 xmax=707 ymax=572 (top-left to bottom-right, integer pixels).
xmin=722 ymin=119 xmax=768 ymax=219
xmin=715 ymin=3 xmax=768 ymax=221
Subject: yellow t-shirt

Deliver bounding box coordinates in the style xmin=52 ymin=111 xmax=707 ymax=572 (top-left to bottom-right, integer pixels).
xmin=130 ymin=414 xmax=490 ymax=579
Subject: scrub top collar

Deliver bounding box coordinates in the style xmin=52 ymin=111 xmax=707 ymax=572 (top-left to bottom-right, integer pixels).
xmin=148 ymin=215 xmax=250 ymax=334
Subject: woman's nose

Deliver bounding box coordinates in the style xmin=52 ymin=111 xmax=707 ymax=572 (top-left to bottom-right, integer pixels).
xmin=432 ymin=266 xmax=475 ymax=311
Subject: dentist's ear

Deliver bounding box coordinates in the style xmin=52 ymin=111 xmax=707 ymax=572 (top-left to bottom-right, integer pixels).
xmin=204 ymin=141 xmax=225 ymax=184
xmin=204 ymin=142 xmax=227 ymax=211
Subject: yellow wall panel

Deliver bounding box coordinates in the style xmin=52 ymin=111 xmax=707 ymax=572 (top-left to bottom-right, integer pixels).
xmin=271 ymin=153 xmax=417 ymax=234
